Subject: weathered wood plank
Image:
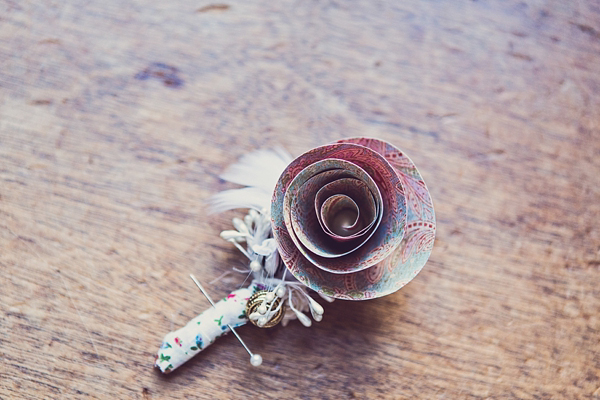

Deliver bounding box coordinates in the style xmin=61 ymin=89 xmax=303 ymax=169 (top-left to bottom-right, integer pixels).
xmin=1 ymin=0 xmax=599 ymax=398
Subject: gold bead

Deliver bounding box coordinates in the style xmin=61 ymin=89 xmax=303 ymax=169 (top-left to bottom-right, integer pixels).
xmin=245 ymin=290 xmax=284 ymax=328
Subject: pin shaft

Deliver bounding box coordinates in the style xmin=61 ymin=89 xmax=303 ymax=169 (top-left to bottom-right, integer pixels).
xmin=189 ymin=274 xmax=254 ymax=357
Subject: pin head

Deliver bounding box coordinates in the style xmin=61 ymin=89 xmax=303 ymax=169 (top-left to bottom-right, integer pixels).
xmin=250 ymin=354 xmax=263 ymax=367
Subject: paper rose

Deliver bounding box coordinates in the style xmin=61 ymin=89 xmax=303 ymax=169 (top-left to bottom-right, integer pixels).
xmin=271 ymin=137 xmax=435 ymax=300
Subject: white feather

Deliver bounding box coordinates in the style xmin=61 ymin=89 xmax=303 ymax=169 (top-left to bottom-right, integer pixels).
xmin=219 ymin=147 xmax=293 ymax=193
xmin=208 ymin=187 xmax=272 ymax=214
xmin=208 ymin=147 xmax=292 ymax=214
xmin=264 ymin=251 xmax=279 ymax=276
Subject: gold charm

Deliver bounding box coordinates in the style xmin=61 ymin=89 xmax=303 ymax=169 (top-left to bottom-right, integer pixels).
xmin=245 ymin=290 xmax=284 ymax=328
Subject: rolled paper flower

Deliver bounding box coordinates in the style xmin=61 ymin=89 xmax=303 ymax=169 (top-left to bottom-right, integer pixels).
xmin=271 ymin=137 xmax=436 ymax=300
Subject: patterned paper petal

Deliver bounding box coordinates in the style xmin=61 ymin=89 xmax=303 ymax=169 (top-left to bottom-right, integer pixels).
xmin=271 ymin=138 xmax=435 ymax=299
xmin=275 ymin=144 xmax=406 ymax=274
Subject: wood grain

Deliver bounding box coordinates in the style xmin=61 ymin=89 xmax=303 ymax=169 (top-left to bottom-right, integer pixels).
xmin=1 ymin=0 xmax=599 ymax=398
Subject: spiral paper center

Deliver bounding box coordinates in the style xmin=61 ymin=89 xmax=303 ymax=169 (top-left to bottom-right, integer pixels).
xmin=280 ymin=151 xmax=407 ymax=273
xmin=321 ymin=194 xmax=361 ymax=237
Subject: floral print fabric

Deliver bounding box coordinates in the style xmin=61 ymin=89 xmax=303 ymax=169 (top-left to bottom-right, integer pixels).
xmin=155 ymin=284 xmax=256 ymax=373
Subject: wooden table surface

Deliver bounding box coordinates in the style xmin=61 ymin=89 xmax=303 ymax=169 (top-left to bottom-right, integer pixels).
xmin=1 ymin=0 xmax=599 ymax=398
